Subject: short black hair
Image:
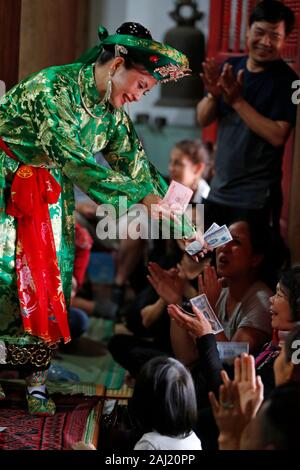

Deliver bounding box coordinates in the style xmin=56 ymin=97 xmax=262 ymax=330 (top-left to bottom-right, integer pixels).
xmin=228 ymin=219 xmax=287 ymax=289
xmin=130 ymin=356 xmax=198 ymax=437
xmin=262 ymin=382 xmax=300 ymax=449
xmin=249 ymin=0 xmax=295 ymax=36
xmin=280 ymin=265 xmax=300 ymax=322
xmin=97 ymin=22 xmax=152 ymax=69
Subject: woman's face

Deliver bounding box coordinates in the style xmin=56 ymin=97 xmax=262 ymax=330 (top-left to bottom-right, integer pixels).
xmin=269 ymin=283 xmax=294 ymax=331
xmin=168 ymin=148 xmax=203 ymax=188
xmin=216 ymin=221 xmax=261 ymax=280
xmin=110 ymin=64 xmax=157 ymax=108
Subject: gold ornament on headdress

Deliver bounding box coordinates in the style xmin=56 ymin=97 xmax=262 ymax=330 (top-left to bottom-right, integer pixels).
xmin=153 ymin=64 xmax=191 ymax=83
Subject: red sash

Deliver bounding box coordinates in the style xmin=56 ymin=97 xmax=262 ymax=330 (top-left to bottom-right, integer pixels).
xmin=0 ymin=137 xmax=71 ymax=344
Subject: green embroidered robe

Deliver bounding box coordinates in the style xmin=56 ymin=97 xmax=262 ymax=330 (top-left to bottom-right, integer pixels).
xmin=0 ymin=62 xmax=179 ymax=347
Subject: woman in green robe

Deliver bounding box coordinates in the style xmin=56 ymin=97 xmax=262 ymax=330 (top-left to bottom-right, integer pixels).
xmin=0 ymin=22 xmax=192 ymax=415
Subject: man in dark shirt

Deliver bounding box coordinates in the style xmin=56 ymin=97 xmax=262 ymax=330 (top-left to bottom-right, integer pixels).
xmin=197 ymin=0 xmax=298 ymax=231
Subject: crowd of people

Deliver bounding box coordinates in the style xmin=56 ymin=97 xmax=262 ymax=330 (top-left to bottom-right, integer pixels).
xmin=0 ymin=0 xmax=299 ymax=451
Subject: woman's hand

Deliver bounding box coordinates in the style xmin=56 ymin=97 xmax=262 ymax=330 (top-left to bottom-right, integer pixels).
xmin=209 ymin=373 xmax=246 ymax=450
xmin=198 ymin=264 xmax=222 ymax=310
xmin=142 ymin=194 xmax=179 ymax=223
xmin=233 ymin=353 xmax=264 ymax=418
xmin=147 ymin=262 xmax=184 ymax=305
xmin=208 ymin=354 xmax=264 ymax=450
xmin=167 ymin=303 xmax=212 ymax=339
xmin=142 ymin=194 xmax=162 ymax=216
xmin=184 ymin=230 xmax=211 ymax=261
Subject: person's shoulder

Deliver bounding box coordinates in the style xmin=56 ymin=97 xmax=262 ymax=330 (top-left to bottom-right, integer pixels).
xmin=134 ymin=432 xmax=159 ymax=450
xmin=216 ymin=287 xmax=229 ymax=314
xmin=243 ymin=281 xmax=273 ymax=305
xmin=273 ymin=59 xmax=299 ymax=82
xmin=23 ymin=63 xmax=81 ymax=90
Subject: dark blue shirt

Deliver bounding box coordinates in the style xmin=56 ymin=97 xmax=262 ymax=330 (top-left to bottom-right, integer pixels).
xmin=208 ymin=56 xmax=298 ymax=209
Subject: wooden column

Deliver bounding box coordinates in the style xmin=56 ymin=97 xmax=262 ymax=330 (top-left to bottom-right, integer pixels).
xmin=288 ymin=105 xmax=300 ymax=262
xmin=0 ymin=0 xmax=22 ymax=90
xmin=287 ymin=9 xmax=300 ymax=263
xmin=18 ymin=0 xmax=89 ymax=80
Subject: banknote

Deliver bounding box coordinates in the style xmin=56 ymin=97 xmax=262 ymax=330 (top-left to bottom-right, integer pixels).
xmin=185 ymin=222 xmax=228 ymax=255
xmin=190 ymin=293 xmax=224 ymax=334
xmin=204 ymin=222 xmax=220 ymax=236
xmin=217 ymin=342 xmax=249 ymax=364
xmin=185 ymin=223 xmax=222 ymax=255
xmin=161 ymin=180 xmax=193 ymax=215
xmin=185 ymin=240 xmax=204 ymax=256
xmin=203 ymin=224 xmax=232 ymax=249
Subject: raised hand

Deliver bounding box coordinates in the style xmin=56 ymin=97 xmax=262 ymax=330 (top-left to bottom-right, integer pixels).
xmin=198 ymin=264 xmax=222 ymax=310
xmin=209 ymin=374 xmax=247 ymax=450
xmin=200 ymin=58 xmax=222 ymax=98
xmin=218 ymin=63 xmax=244 ymax=106
xmin=167 ymin=303 xmax=212 ymax=339
xmin=147 ymin=262 xmax=184 ymax=305
xmin=233 ymin=353 xmax=264 ymax=418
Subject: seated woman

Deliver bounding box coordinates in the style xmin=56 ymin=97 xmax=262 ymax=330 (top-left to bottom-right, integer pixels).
xmin=152 ymin=219 xmax=274 ymax=369
xmin=168 ymin=265 xmax=300 ymax=400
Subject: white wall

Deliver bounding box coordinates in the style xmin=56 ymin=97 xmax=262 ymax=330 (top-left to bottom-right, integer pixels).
xmin=88 ymin=0 xmax=210 ymax=126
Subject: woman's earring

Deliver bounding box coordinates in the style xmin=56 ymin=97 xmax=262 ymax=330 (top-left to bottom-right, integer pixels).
xmin=102 ymin=71 xmax=112 ymax=104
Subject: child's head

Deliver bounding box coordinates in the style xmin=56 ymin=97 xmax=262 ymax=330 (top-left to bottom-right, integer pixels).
xmin=131 ymin=356 xmax=198 ymax=437
xmin=169 ymin=140 xmax=207 ymax=188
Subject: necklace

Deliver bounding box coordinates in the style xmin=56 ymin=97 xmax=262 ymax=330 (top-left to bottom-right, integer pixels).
xmin=78 ymin=66 xmax=107 ymax=119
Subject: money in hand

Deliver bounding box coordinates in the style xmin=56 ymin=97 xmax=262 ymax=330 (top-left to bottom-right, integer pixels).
xmin=203 ymin=224 xmax=232 ymax=249
xmin=161 ymin=180 xmax=193 ymax=215
xmin=185 ymin=222 xmax=232 ymax=255
xmin=190 ymin=293 xmax=224 ymax=334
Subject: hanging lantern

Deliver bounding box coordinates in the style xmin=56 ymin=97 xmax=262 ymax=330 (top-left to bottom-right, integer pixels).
xmin=156 ymin=0 xmax=205 ymax=107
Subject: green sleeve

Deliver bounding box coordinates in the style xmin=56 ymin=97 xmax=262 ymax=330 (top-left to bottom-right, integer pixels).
xmin=32 ymin=87 xmax=155 ymax=216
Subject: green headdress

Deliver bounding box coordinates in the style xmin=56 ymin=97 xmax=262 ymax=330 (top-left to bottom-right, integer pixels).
xmin=77 ymin=25 xmax=191 ymax=83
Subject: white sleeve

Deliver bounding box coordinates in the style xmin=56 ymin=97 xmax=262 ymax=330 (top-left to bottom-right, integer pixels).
xmin=134 ymin=439 xmax=156 ymax=450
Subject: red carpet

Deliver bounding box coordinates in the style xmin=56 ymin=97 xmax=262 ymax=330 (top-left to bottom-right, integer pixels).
xmin=0 ymin=395 xmax=101 ymax=450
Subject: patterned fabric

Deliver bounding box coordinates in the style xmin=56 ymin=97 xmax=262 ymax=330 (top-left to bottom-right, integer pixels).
xmin=26 ymin=392 xmax=56 ymax=416
xmin=25 ymin=369 xmax=49 ymax=386
xmin=6 ymin=163 xmax=70 ymax=344
xmin=0 ymin=62 xmax=169 ymax=355
xmin=0 ymin=397 xmax=100 ymax=449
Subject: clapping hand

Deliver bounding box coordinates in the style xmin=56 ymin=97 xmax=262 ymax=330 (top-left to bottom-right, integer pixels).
xmin=201 ymin=58 xmax=222 ymax=98
xmin=218 ymin=63 xmax=244 ymax=106
xmin=209 ymin=354 xmax=264 ymax=450
xmin=147 ymin=262 xmax=184 ymax=305
xmin=198 ymin=264 xmax=222 ymax=310
xmin=167 ymin=303 xmax=212 ymax=339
